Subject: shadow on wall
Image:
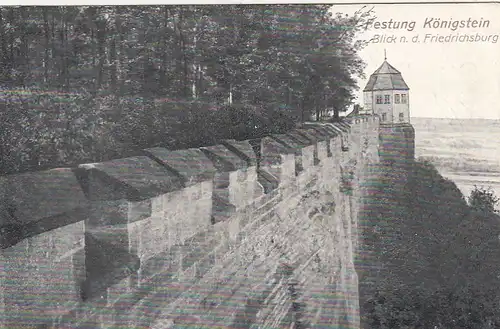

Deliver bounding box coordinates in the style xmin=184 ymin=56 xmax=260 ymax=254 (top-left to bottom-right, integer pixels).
xmin=0 ymin=115 xmax=389 ymax=329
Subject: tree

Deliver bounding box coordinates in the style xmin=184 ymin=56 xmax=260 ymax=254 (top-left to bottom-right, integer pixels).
xmin=468 ymin=185 xmax=499 ymax=214
xmin=0 ymin=5 xmax=374 ymax=175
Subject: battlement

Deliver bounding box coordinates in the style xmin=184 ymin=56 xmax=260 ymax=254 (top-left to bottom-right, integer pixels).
xmin=0 ymin=115 xmax=390 ymax=329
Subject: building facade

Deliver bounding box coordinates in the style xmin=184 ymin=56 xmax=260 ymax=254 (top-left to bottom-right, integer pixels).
xmin=362 ymin=58 xmax=410 ymax=124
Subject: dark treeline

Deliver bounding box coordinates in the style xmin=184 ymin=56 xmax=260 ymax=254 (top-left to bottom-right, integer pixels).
xmin=361 ymin=162 xmax=500 ymax=328
xmin=0 ymin=5 xmax=373 ymax=175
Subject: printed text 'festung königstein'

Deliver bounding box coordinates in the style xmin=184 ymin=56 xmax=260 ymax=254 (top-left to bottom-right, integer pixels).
xmin=367 ymin=17 xmax=499 ymax=44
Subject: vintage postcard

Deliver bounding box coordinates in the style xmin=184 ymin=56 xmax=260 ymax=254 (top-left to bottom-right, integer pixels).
xmin=0 ymin=2 xmax=498 ymax=329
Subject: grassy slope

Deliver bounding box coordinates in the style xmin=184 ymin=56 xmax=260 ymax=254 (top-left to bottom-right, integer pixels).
xmin=358 ymin=161 xmax=500 ymax=326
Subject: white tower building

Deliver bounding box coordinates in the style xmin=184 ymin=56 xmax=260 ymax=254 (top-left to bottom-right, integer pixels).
xmin=362 ymin=52 xmax=410 ymax=124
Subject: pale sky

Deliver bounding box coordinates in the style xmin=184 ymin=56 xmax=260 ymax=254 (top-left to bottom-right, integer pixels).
xmin=332 ymin=2 xmax=500 ymax=119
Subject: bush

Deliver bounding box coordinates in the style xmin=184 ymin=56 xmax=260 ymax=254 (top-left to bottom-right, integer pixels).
xmin=0 ymin=90 xmax=119 ymax=175
xmin=468 ymin=185 xmax=499 ymax=214
xmin=365 ymin=281 xmax=500 ymax=329
xmin=0 ymin=90 xmax=297 ymax=176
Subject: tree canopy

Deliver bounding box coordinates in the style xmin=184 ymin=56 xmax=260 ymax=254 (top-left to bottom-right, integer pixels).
xmin=0 ymin=5 xmax=374 ymax=175
xmin=0 ymin=5 xmax=373 ymax=115
xmin=468 ymin=185 xmax=499 ymax=214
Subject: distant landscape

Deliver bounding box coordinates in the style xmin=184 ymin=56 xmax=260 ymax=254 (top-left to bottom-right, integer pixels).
xmin=413 ymin=116 xmax=500 ymax=204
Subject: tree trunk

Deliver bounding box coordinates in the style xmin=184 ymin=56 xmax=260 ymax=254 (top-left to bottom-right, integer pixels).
xmin=141 ymin=10 xmax=150 ymax=98
xmin=109 ymin=37 xmax=117 ymax=94
xmin=51 ymin=9 xmax=56 ymax=89
xmin=0 ymin=8 xmax=7 ymax=83
xmin=96 ymin=11 xmax=106 ymax=92
xmin=159 ymin=7 xmax=169 ymax=93
xmin=19 ymin=7 xmax=29 ymax=88
xmin=7 ymin=8 xmax=15 ymax=86
xmin=115 ymin=6 xmax=124 ymax=96
xmin=178 ymin=9 xmax=189 ymax=98
xmin=197 ymin=65 xmax=204 ymax=98
xmin=59 ymin=9 xmax=68 ymax=91
xmin=88 ymin=7 xmax=97 ymax=94
xmin=43 ymin=8 xmax=50 ymax=85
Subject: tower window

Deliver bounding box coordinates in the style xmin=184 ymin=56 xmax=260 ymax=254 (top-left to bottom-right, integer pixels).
xmin=376 ymin=95 xmax=383 ymax=104
xmin=381 ymin=113 xmax=387 ymax=121
xmin=395 ymin=94 xmax=401 ymax=104
xmin=399 ymin=113 xmax=404 ymax=121
xmin=401 ymin=94 xmax=407 ymax=104
xmin=384 ymin=95 xmax=390 ymax=104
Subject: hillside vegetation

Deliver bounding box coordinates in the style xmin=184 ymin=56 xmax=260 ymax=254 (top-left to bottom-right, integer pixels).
xmin=0 ymin=5 xmax=374 ymax=176
xmin=360 ymin=161 xmax=500 ymax=328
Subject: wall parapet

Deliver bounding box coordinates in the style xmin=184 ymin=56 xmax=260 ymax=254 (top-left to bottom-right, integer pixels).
xmin=0 ymin=114 xmax=385 ymax=329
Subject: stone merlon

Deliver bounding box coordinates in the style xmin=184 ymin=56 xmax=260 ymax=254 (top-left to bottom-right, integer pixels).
xmin=0 ymin=114 xmax=415 ymax=329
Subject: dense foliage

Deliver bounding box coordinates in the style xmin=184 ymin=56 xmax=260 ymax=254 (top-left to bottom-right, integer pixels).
xmin=468 ymin=185 xmax=499 ymax=214
xmin=366 ymin=282 xmax=500 ymax=329
xmin=0 ymin=5 xmax=374 ymax=175
xmin=361 ymin=161 xmax=500 ymax=328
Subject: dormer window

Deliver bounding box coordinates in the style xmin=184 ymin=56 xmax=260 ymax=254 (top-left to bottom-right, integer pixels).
xmin=384 ymin=95 xmax=390 ymax=104
xmin=376 ymin=95 xmax=383 ymax=104
xmin=395 ymin=94 xmax=401 ymax=104
xmin=401 ymin=94 xmax=407 ymax=104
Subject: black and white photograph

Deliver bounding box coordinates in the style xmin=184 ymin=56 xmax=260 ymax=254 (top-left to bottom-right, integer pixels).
xmin=0 ymin=2 xmax=499 ymax=328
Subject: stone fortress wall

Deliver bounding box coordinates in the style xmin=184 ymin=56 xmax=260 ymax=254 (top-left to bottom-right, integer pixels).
xmin=0 ymin=115 xmax=404 ymax=329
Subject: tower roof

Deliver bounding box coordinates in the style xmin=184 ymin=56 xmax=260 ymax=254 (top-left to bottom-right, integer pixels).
xmin=363 ymin=60 xmax=409 ymax=92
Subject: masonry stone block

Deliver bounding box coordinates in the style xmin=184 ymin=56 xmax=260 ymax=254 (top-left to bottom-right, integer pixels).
xmin=306 ymin=124 xmax=339 ymax=138
xmin=201 ymin=145 xmax=247 ymax=173
xmin=144 ymin=147 xmax=217 ymax=187
xmin=315 ymin=140 xmax=329 ymax=163
xmin=289 ymin=131 xmax=321 ymax=167
xmin=270 ymin=134 xmax=306 ymax=175
xmin=336 ymin=122 xmax=351 ymax=132
xmin=320 ymin=125 xmax=341 ymax=139
xmin=160 ymin=183 xmax=212 ymax=244
xmin=326 ymin=124 xmax=350 ymax=152
xmin=77 ymin=157 xmax=183 ymax=302
xmin=1 ymin=221 xmax=86 ymax=327
xmin=328 ymin=123 xmax=346 ymax=136
xmin=86 ymin=199 xmax=152 ymax=228
xmin=77 ymin=156 xmax=183 ymax=201
xmin=82 ymin=231 xmax=140 ymax=302
xmin=135 ymin=215 xmax=167 ymax=261
xmin=137 ymin=244 xmax=184 ymax=285
xmin=256 ymin=169 xmax=279 ymax=194
xmin=222 ymin=139 xmax=258 ymax=166
xmin=296 ymin=127 xmax=321 ymax=139
xmin=306 ymin=125 xmax=339 ymax=158
xmin=277 ymin=134 xmax=316 ymax=173
xmin=0 ymin=168 xmax=88 ymax=327
xmin=286 ymin=130 xmax=313 ymax=146
xmin=226 ymin=167 xmax=263 ymax=209
xmin=260 ymin=136 xmax=293 ymax=166
xmin=7 ymin=168 xmax=88 ymax=223
xmin=269 ymin=134 xmax=302 ymax=155
xmin=200 ymin=180 xmax=213 ymax=199
xmin=0 ymin=115 xmax=390 ymax=329
xmin=212 ymin=190 xmax=237 ymax=224
xmin=0 ymin=168 xmax=88 ymax=249
xmin=293 ymin=129 xmax=326 ymax=165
